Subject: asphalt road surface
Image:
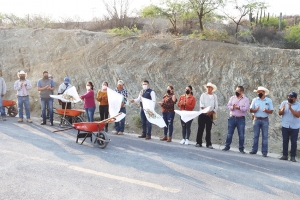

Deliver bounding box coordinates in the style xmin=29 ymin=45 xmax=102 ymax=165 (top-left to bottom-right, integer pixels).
xmin=1 ymin=117 xmax=300 ymax=200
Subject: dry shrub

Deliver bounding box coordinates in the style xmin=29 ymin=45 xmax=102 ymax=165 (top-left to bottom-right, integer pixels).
xmin=252 ymin=26 xmax=277 ymax=43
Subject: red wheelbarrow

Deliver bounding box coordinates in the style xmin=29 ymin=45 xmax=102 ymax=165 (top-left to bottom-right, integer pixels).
xmin=2 ymin=100 xmax=18 ymax=117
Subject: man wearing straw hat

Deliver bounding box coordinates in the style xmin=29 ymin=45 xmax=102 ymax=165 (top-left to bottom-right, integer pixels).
xmin=14 ymin=70 xmax=33 ymax=123
xmin=195 ymin=82 xmax=218 ymax=149
xmin=249 ymin=86 xmax=274 ymax=157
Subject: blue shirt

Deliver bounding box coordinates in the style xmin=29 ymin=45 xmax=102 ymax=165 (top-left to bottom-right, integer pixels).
xmin=250 ymin=97 xmax=274 ymax=118
xmin=279 ymin=100 xmax=300 ymax=129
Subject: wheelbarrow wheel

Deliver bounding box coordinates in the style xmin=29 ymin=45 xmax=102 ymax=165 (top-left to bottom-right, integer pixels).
xmin=75 ymin=116 xmax=84 ymax=123
xmin=96 ymin=131 xmax=109 ymax=149
xmin=7 ymin=106 xmax=18 ymax=117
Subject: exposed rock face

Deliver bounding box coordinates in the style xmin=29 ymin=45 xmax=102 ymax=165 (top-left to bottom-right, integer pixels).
xmin=1 ymin=28 xmax=300 ymax=153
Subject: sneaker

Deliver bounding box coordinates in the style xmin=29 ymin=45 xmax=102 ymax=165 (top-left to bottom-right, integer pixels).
xmin=279 ymin=156 xmax=288 ymax=160
xmin=185 ymin=139 xmax=189 ymax=145
xmin=112 ymin=131 xmax=118 ymax=135
xmin=2 ymin=118 xmax=7 ymax=121
xmin=290 ymin=157 xmax=296 ymax=162
xmin=262 ymin=154 xmax=267 ymax=157
xmin=18 ymin=118 xmax=23 ymax=122
xmin=118 ymin=132 xmax=124 ymax=135
xmin=50 ymin=122 xmax=54 ymax=126
xmin=222 ymin=148 xmax=229 ymax=151
xmin=27 ymin=119 xmax=33 ymax=123
xmin=195 ymin=143 xmax=202 ymax=147
xmin=207 ymin=145 xmax=214 ymax=149
xmin=179 ymin=139 xmax=185 ymax=144
xmin=249 ymin=151 xmax=257 ymax=154
xmin=40 ymin=122 xmax=46 ymax=125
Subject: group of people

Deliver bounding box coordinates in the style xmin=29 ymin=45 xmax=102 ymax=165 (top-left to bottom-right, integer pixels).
xmin=0 ymin=70 xmax=298 ymax=162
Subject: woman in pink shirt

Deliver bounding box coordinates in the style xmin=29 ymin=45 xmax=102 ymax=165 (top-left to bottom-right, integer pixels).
xmin=80 ymin=82 xmax=96 ymax=122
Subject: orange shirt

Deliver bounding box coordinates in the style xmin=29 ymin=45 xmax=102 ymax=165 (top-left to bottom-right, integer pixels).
xmin=96 ymin=91 xmax=108 ymax=105
xmin=177 ymin=94 xmax=196 ymax=111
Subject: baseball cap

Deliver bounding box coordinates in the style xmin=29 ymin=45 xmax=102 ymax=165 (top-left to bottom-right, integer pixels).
xmin=117 ymin=80 xmax=124 ymax=85
xmin=288 ymin=91 xmax=297 ymax=98
xmin=64 ymin=76 xmax=70 ymax=84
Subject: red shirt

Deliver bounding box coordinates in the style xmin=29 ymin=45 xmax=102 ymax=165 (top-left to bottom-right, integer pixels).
xmin=81 ymin=90 xmax=96 ymax=108
xmin=177 ymin=94 xmax=196 ymax=111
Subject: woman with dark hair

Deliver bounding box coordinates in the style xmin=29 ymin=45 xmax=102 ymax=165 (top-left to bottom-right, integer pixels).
xmin=177 ymin=85 xmax=196 ymax=145
xmin=158 ymin=85 xmax=177 ymax=142
xmin=96 ymin=81 xmax=109 ymax=131
xmin=80 ymin=81 xmax=96 ymax=122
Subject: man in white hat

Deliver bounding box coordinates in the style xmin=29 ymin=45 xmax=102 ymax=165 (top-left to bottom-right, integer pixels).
xmin=195 ymin=82 xmax=218 ymax=149
xmin=112 ymin=80 xmax=128 ymax=135
xmin=58 ymin=76 xmax=72 ymax=109
xmin=0 ymin=69 xmax=7 ymax=121
xmin=249 ymin=86 xmax=274 ymax=157
xmin=14 ymin=70 xmax=33 ymax=123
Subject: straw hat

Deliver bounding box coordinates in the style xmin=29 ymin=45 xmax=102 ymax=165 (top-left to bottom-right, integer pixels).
xmin=254 ymin=86 xmax=269 ymax=95
xmin=204 ymin=82 xmax=217 ymax=92
xmin=17 ymin=70 xmax=27 ymax=78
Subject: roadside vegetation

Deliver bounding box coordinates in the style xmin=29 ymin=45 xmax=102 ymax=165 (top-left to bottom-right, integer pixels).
xmin=0 ymin=0 xmax=299 ymax=49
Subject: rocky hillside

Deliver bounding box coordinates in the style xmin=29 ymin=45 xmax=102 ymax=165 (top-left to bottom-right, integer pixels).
xmin=1 ymin=28 xmax=300 ymax=154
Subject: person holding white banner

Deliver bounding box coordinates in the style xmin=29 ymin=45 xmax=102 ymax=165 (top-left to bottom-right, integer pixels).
xmin=113 ymin=80 xmax=128 ymax=135
xmin=80 ymin=82 xmax=96 ymax=122
xmin=130 ymin=80 xmax=156 ymax=140
xmin=177 ymin=85 xmax=196 ymax=145
xmin=158 ymin=85 xmax=177 ymax=142
xmin=195 ymin=82 xmax=218 ymax=149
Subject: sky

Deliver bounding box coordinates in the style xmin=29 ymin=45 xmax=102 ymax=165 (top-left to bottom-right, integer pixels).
xmin=0 ymin=0 xmax=299 ymax=21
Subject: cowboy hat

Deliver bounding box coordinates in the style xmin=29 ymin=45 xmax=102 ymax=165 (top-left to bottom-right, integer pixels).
xmin=17 ymin=70 xmax=27 ymax=78
xmin=204 ymin=82 xmax=217 ymax=92
xmin=254 ymin=86 xmax=269 ymax=95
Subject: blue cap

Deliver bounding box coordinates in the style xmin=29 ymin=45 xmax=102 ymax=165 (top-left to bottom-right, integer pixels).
xmin=288 ymin=91 xmax=297 ymax=98
xmin=64 ymin=77 xmax=70 ymax=84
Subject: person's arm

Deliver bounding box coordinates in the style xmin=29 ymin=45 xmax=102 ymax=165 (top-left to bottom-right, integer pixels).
xmin=14 ymin=80 xmax=20 ymax=91
xmin=177 ymin=95 xmax=183 ymax=108
xmin=278 ymin=102 xmax=285 ymax=115
xmin=25 ymin=80 xmax=32 ymax=90
xmin=185 ymin=96 xmax=196 ymax=110
xmin=2 ymin=79 xmax=6 ymax=96
xmin=172 ymin=94 xmax=176 ymax=102
xmin=150 ymin=91 xmax=156 ymax=102
xmin=48 ymin=79 xmax=55 ymax=91
xmin=81 ymin=90 xmax=94 ymax=99
xmin=96 ymin=91 xmax=101 ymax=102
xmin=227 ymin=96 xmax=234 ymax=111
xmin=131 ymin=90 xmax=142 ymax=103
xmin=240 ymin=97 xmax=250 ymax=112
xmin=37 ymin=80 xmax=49 ymax=91
xmin=288 ymin=103 xmax=300 ymax=118
xmin=200 ymin=94 xmax=205 ymax=109
xmin=213 ymin=94 xmax=218 ymax=112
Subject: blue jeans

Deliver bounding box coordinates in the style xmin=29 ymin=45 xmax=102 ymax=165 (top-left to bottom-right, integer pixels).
xmin=18 ymin=96 xmax=31 ymax=119
xmin=0 ymin=96 xmax=5 ymax=117
xmin=252 ymin=118 xmax=269 ymax=154
xmin=224 ymin=117 xmax=245 ymax=151
xmin=181 ymin=118 xmax=193 ymax=140
xmin=85 ymin=106 xmax=96 ymax=122
xmin=282 ymin=127 xmax=299 ymax=157
xmin=140 ymin=109 xmax=152 ymax=136
xmin=41 ymin=98 xmax=53 ymax=123
xmin=163 ymin=112 xmax=175 ymax=137
xmin=115 ymin=107 xmax=126 ymax=132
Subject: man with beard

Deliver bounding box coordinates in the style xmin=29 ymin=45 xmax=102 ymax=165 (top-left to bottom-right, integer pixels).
xmin=14 ymin=70 xmax=33 ymax=123
xmin=37 ymin=71 xmax=55 ymax=126
xmin=278 ymin=91 xmax=300 ymax=162
xmin=222 ymin=86 xmax=250 ymax=154
xmin=249 ymin=86 xmax=273 ymax=157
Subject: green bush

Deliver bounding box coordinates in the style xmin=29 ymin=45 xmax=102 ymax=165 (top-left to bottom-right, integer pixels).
xmin=189 ymin=29 xmax=229 ymax=41
xmin=261 ymin=16 xmax=287 ymax=30
xmin=107 ymin=25 xmax=141 ymax=37
xmin=284 ymin=24 xmax=300 ymax=49
xmin=133 ymin=115 xmax=142 ymax=128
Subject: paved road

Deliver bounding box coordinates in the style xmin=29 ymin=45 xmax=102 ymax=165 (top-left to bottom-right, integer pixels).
xmin=0 ymin=117 xmax=300 ymax=199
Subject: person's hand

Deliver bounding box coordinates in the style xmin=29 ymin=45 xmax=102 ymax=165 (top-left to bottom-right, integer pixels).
xmin=158 ymin=102 xmax=162 ymax=106
xmin=255 ymin=106 xmax=260 ymax=112
xmin=24 ymin=83 xmax=27 ymax=87
xmin=288 ymin=103 xmax=292 ymax=109
xmin=1 ymin=94 xmax=4 ymax=97
xmin=263 ymin=108 xmax=267 ymax=112
xmin=130 ymin=99 xmax=134 ymax=103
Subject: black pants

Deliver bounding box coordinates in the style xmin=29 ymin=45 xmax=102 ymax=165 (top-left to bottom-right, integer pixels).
xmin=99 ymin=105 xmax=109 ymax=130
xmin=196 ymin=114 xmax=213 ymax=147
xmin=181 ymin=118 xmax=193 ymax=140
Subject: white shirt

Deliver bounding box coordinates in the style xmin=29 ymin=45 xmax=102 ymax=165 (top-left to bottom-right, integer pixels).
xmin=58 ymin=83 xmax=72 ymax=94
xmin=200 ymin=92 xmax=218 ymax=112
